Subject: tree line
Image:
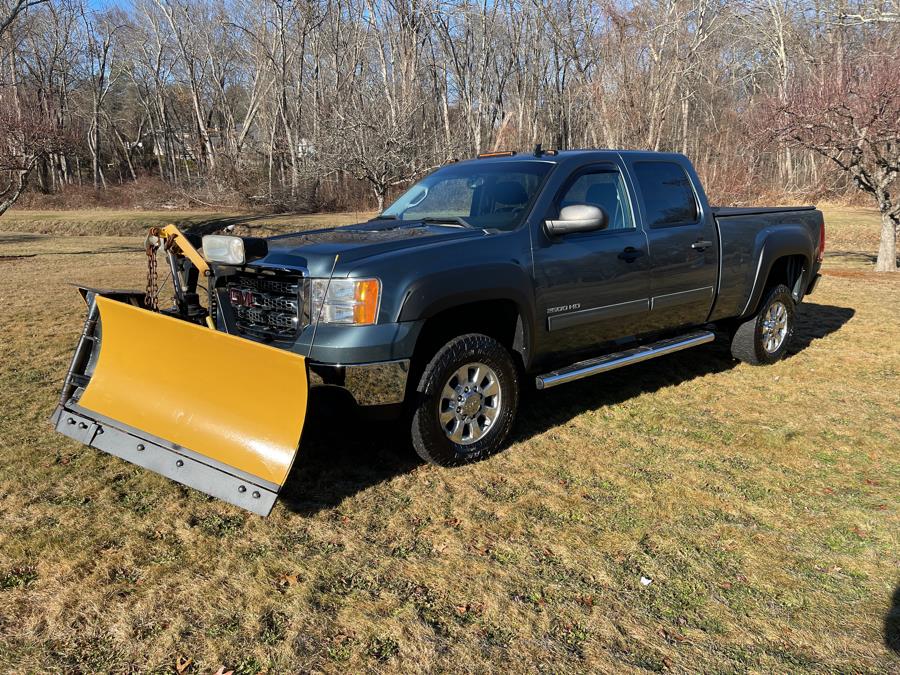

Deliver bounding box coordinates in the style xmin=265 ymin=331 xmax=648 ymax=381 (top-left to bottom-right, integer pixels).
xmin=0 ymin=0 xmax=897 ymax=268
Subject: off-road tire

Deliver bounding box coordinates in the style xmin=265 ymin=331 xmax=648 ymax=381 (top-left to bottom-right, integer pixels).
xmin=730 ymin=284 xmax=795 ymax=365
xmin=411 ymin=333 xmax=519 ymax=466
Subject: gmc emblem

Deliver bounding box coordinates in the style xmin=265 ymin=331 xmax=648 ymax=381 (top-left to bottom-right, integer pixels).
xmin=229 ymin=288 xmax=254 ymax=307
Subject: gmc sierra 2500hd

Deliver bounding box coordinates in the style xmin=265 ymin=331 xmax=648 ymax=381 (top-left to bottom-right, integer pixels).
xmin=211 ymin=149 xmax=824 ymax=464
xmin=54 ymin=149 xmax=825 ymax=514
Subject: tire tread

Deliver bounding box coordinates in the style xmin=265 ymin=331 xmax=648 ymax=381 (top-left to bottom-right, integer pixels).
xmin=730 ymin=284 xmax=794 ymax=365
xmin=411 ymin=333 xmax=518 ymax=466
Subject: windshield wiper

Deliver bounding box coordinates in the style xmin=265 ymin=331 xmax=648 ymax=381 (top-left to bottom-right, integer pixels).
xmin=368 ymin=214 xmax=397 ymax=221
xmin=419 ymin=216 xmax=471 ymax=228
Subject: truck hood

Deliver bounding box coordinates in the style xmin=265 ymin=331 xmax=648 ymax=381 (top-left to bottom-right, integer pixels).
xmin=255 ymin=220 xmax=486 ymax=276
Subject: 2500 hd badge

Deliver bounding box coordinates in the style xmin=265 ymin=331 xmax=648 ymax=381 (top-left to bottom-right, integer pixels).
xmin=547 ymin=303 xmax=581 ymax=314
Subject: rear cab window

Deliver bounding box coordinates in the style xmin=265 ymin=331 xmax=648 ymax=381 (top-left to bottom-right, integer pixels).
xmin=633 ymin=161 xmax=699 ymax=228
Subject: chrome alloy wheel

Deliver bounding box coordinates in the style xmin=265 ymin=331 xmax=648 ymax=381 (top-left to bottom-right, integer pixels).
xmin=438 ymin=362 xmax=502 ymax=445
xmin=761 ymin=300 xmax=789 ymax=353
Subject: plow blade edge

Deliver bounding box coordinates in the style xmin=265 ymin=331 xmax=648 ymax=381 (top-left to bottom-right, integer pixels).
xmin=55 ymin=295 xmax=308 ymax=515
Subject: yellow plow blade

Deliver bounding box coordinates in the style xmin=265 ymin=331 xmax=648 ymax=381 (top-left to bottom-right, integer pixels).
xmin=56 ymin=295 xmax=308 ymax=515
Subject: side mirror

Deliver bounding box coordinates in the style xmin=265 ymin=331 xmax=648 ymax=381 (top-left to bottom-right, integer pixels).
xmin=544 ymin=204 xmax=608 ymax=237
xmin=407 ymin=187 xmax=428 ymax=208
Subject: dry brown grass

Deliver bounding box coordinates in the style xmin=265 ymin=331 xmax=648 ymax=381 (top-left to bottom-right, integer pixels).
xmin=0 ymin=207 xmax=898 ymax=673
xmin=0 ymin=210 xmax=373 ymax=238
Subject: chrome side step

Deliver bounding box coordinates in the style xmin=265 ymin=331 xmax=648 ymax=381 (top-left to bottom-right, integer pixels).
xmin=535 ymin=330 xmax=716 ymax=390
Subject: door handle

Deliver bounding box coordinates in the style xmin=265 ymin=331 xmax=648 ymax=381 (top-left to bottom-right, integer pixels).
xmin=618 ymin=246 xmax=644 ymax=263
xmin=691 ymin=239 xmax=713 ymax=251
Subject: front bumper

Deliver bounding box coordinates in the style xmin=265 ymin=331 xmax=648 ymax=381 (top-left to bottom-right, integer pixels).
xmin=309 ymin=359 xmax=410 ymax=406
xmin=240 ymin=318 xmax=421 ymax=407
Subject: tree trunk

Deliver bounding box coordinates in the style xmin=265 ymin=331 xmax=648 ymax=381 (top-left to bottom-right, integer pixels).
xmin=875 ymin=209 xmax=898 ymax=272
xmin=0 ymin=166 xmax=33 ymax=217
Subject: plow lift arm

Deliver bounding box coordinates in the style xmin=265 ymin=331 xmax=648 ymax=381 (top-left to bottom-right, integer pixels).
xmin=147 ymin=224 xmax=214 ymax=328
xmin=51 ymin=225 xmax=309 ymax=516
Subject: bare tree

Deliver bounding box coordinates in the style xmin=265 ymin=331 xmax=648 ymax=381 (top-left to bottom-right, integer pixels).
xmin=772 ymin=53 xmax=900 ymax=271
xmin=0 ymin=0 xmax=47 ymax=39
xmin=79 ymin=5 xmax=122 ymax=188
xmin=327 ymin=90 xmax=438 ymax=211
xmin=155 ymin=0 xmax=217 ymax=171
xmin=0 ymin=95 xmax=69 ymax=214
xmin=836 ymin=0 xmax=899 ymax=24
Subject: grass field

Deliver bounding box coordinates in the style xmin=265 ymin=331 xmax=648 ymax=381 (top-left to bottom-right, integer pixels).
xmin=0 ymin=207 xmax=898 ymax=673
xmin=0 ymin=209 xmax=370 ymax=238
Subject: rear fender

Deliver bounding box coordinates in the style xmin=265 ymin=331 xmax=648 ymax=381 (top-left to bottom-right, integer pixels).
xmin=739 ymin=227 xmax=813 ymax=319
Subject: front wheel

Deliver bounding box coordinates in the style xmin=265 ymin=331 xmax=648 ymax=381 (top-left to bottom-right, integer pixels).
xmin=730 ymin=284 xmax=795 ymax=365
xmin=410 ymin=333 xmax=519 ymax=466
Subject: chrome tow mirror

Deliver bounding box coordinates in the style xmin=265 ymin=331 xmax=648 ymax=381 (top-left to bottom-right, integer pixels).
xmin=545 ymin=204 xmax=608 ymax=237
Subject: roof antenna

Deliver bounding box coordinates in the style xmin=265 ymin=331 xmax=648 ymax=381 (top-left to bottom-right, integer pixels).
xmin=533 ymin=143 xmax=543 ymax=157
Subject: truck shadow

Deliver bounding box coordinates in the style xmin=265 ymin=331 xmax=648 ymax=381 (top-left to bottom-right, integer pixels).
xmin=884 ymin=586 xmax=900 ymax=654
xmin=887 ymin=584 xmax=900 ymax=654
xmin=279 ymin=301 xmax=854 ymax=515
xmin=278 ymin=389 xmax=421 ymax=515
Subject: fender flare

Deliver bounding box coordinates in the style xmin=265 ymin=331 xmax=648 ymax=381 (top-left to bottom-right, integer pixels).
xmin=740 ymin=226 xmax=813 ymax=319
xmin=397 ymin=263 xmax=535 ymax=365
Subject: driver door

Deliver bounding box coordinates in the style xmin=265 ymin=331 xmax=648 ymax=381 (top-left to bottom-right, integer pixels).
xmin=532 ymin=165 xmax=652 ymax=358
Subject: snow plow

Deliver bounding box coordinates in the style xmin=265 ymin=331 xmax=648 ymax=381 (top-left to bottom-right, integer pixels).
xmin=52 ymin=226 xmax=309 ymax=516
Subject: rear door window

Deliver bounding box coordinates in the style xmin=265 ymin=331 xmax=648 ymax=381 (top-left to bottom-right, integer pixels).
xmin=633 ymin=161 xmax=699 ymax=227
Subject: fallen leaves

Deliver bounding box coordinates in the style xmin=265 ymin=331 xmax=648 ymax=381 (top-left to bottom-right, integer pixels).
xmin=175 ymin=658 xmax=235 ymax=675
xmin=276 ymin=572 xmax=300 ymax=590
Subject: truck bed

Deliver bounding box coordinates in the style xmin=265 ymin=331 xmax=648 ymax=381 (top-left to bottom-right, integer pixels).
xmin=712 ymin=206 xmax=816 ymax=217
xmin=710 ymin=204 xmax=823 ymax=322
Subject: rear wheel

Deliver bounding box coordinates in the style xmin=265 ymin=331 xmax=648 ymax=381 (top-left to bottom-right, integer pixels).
xmin=730 ymin=284 xmax=795 ymax=365
xmin=411 ymin=333 xmax=519 ymax=466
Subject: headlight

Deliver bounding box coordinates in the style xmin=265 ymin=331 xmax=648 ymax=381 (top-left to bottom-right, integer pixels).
xmin=202 ymin=235 xmax=268 ymax=265
xmin=309 ymin=278 xmax=380 ymax=325
xmin=202 ymin=235 xmax=245 ymax=264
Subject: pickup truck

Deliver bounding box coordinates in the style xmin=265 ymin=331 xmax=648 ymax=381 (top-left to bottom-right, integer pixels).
xmin=206 ymin=149 xmax=824 ymax=466
xmin=53 ymin=149 xmax=825 ymax=514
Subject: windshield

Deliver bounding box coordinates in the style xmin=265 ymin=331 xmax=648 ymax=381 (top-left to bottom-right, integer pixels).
xmin=380 ymin=161 xmax=554 ymax=231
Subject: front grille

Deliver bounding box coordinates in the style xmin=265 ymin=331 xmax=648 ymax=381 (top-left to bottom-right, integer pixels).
xmin=224 ymin=271 xmax=305 ymax=339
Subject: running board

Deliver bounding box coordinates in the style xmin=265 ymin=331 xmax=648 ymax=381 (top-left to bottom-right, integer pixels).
xmin=535 ymin=330 xmax=716 ymax=390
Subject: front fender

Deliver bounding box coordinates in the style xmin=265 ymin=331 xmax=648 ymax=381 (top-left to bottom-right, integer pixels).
xmin=398 ymin=262 xmax=533 ymax=321
xmin=397 ymin=262 xmax=536 ymax=365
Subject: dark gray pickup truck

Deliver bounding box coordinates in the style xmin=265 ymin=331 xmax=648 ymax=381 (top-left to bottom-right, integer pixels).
xmin=201 ymin=149 xmax=824 ymax=466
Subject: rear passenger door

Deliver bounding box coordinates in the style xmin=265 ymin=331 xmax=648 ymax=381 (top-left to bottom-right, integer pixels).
xmin=628 ymin=159 xmax=718 ymax=330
